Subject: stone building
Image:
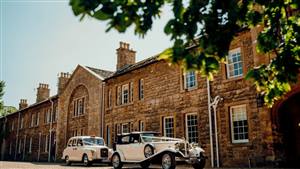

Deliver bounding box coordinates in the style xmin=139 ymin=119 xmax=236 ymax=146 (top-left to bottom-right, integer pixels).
xmin=0 ymin=28 xmax=299 ymax=167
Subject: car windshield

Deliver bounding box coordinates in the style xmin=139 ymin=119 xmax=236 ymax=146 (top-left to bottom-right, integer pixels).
xmin=83 ymin=138 xmax=104 ymax=146
xmin=141 ymin=133 xmax=159 ymax=142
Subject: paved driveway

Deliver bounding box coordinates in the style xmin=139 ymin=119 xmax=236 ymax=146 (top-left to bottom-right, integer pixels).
xmin=0 ymin=161 xmax=193 ymax=169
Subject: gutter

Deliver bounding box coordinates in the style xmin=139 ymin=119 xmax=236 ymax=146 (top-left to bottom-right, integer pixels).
xmin=206 ymin=79 xmax=214 ymax=167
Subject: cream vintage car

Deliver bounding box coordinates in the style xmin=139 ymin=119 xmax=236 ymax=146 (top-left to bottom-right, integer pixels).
xmin=62 ymin=136 xmax=112 ymax=166
xmin=111 ymin=132 xmax=206 ymax=169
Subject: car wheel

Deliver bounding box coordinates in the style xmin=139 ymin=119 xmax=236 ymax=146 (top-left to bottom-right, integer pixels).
xmin=140 ymin=161 xmax=150 ymax=169
xmin=65 ymin=156 xmax=71 ymax=166
xmin=83 ymin=154 xmax=91 ymax=167
xmin=192 ymin=154 xmax=206 ymax=169
xmin=144 ymin=145 xmax=154 ymax=158
xmin=161 ymin=152 xmax=175 ymax=169
xmin=111 ymin=153 xmax=123 ymax=169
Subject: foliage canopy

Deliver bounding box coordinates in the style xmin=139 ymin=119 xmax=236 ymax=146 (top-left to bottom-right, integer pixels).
xmin=70 ymin=0 xmax=300 ymax=106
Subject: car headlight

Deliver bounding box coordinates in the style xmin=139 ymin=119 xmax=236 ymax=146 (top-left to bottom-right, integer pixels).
xmin=175 ymin=143 xmax=180 ymax=150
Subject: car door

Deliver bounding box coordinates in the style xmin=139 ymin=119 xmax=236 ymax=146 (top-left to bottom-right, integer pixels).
xmin=75 ymin=138 xmax=84 ymax=161
xmin=128 ymin=134 xmax=145 ymax=161
xmin=64 ymin=139 xmax=73 ymax=160
xmin=70 ymin=139 xmax=78 ymax=161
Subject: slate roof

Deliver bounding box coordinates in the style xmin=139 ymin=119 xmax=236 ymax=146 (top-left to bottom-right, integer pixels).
xmin=85 ymin=66 xmax=114 ymax=79
xmin=106 ymin=55 xmax=160 ymax=80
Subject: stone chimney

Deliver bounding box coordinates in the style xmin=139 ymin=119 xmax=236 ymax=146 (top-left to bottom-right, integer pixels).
xmin=57 ymin=72 xmax=71 ymax=94
xmin=36 ymin=83 xmax=50 ymax=103
xmin=116 ymin=41 xmax=136 ymax=70
xmin=19 ymin=99 xmax=28 ymax=110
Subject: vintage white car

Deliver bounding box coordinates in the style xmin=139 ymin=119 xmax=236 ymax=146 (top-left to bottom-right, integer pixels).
xmin=62 ymin=136 xmax=113 ymax=166
xmin=111 ymin=132 xmax=206 ymax=169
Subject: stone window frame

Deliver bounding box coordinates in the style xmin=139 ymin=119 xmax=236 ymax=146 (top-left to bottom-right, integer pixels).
xmin=230 ymin=104 xmax=249 ymax=144
xmin=185 ymin=113 xmax=199 ymax=143
xmin=130 ymin=82 xmax=134 ymax=102
xmin=122 ymin=84 xmax=129 ymax=105
xmin=106 ymin=125 xmax=111 ymax=147
xmin=73 ymin=96 xmax=85 ymax=117
xmin=183 ymin=70 xmax=197 ymax=90
xmin=139 ymin=79 xmax=144 ymax=100
xmin=226 ymin=48 xmax=243 ymax=79
xmin=163 ymin=116 xmax=175 ymax=138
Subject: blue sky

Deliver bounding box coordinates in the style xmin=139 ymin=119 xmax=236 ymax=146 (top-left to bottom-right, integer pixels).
xmin=1 ymin=0 xmax=172 ymax=108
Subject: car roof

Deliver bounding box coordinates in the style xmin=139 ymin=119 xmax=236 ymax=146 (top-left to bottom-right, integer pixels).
xmin=68 ymin=136 xmax=104 ymax=140
xmin=117 ymin=131 xmax=159 ymax=136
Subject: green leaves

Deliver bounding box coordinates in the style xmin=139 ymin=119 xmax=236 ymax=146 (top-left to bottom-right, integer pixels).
xmin=70 ymin=0 xmax=300 ymax=107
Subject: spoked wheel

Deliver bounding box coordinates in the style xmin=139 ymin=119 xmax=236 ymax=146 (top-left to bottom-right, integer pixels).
xmin=65 ymin=156 xmax=71 ymax=166
xmin=161 ymin=152 xmax=175 ymax=169
xmin=112 ymin=153 xmax=123 ymax=169
xmin=144 ymin=145 xmax=154 ymax=158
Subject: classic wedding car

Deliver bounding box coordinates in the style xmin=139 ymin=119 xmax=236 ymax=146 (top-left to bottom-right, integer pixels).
xmin=111 ymin=132 xmax=206 ymax=169
xmin=62 ymin=136 xmax=113 ymax=166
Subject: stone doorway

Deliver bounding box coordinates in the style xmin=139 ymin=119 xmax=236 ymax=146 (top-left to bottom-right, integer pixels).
xmin=277 ymin=92 xmax=300 ymax=167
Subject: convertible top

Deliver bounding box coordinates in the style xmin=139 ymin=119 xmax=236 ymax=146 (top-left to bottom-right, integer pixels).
xmin=116 ymin=131 xmax=160 ymax=136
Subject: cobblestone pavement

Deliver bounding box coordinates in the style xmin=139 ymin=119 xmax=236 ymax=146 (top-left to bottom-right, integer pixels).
xmin=0 ymin=161 xmax=194 ymax=169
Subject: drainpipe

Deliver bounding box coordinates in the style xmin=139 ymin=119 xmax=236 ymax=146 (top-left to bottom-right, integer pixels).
xmin=38 ymin=132 xmax=41 ymax=161
xmin=15 ymin=112 xmax=21 ymax=160
xmin=101 ymin=82 xmax=106 ymax=137
xmin=48 ymin=99 xmax=54 ymax=162
xmin=211 ymin=96 xmax=222 ymax=168
xmin=206 ymin=79 xmax=214 ymax=167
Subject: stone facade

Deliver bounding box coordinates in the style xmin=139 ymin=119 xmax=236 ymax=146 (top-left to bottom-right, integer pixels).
xmin=0 ymin=28 xmax=299 ymax=167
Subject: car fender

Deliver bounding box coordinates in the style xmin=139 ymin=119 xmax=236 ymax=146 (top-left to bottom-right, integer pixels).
xmin=113 ymin=151 xmax=126 ymax=161
xmin=140 ymin=148 xmax=183 ymax=163
xmin=83 ymin=148 xmax=96 ymax=161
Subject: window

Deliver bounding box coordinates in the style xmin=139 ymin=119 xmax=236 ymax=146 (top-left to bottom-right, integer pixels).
xmin=122 ymin=123 xmax=130 ymax=134
xmin=130 ymin=82 xmax=134 ymax=102
xmin=108 ymin=89 xmax=112 ymax=108
xmin=44 ymin=109 xmax=51 ymax=124
xmin=139 ymin=120 xmax=144 ymax=131
xmin=45 ymin=135 xmax=49 ymax=152
xmin=106 ymin=125 xmax=111 ymax=147
xmin=230 ymin=105 xmax=248 ymax=143
xmin=163 ymin=117 xmax=174 ymax=138
xmin=73 ymin=97 xmax=85 ymax=117
xmin=72 ymin=129 xmax=78 ymax=137
xmin=35 ymin=113 xmax=39 ymax=126
xmin=117 ymin=86 xmax=122 ymax=106
xmin=122 ymin=84 xmax=129 ymax=104
xmin=30 ymin=114 xmax=35 ymax=127
xmin=18 ymin=139 xmax=22 ymax=153
xmin=139 ymin=79 xmax=144 ymax=100
xmin=20 ymin=116 xmax=24 ymax=129
xmin=53 ymin=105 xmax=57 ymax=122
xmin=11 ymin=120 xmax=14 ymax=131
xmin=184 ymin=70 xmax=197 ymax=89
xmin=226 ymin=48 xmax=243 ymax=78
xmin=29 ymin=137 xmax=32 ymax=153
xmin=9 ymin=142 xmax=12 ymax=155
xmin=186 ymin=114 xmax=198 ymax=143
